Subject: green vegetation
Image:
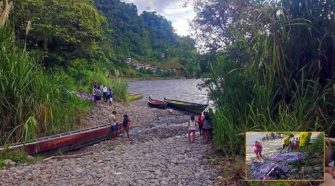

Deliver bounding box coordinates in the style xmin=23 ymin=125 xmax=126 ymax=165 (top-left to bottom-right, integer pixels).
xmin=14 ymin=0 xmax=104 ymax=67
xmin=0 ymin=0 xmax=125 ymax=145
xmin=126 ymin=94 xmax=144 ymax=103
xmin=306 ymin=133 xmax=324 ymax=155
xmin=193 ymin=0 xmax=335 ymax=157
xmin=0 ymin=22 xmax=90 ymax=144
xmin=0 ymin=148 xmax=42 ymax=168
xmin=94 ymin=0 xmax=200 ymax=77
xmin=2 ymin=0 xmax=203 ymax=146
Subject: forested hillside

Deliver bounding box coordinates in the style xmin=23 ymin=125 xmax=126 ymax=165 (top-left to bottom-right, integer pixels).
xmin=13 ymin=0 xmax=200 ymax=77
xmin=94 ymin=0 xmax=200 ymax=76
xmin=1 ymin=0 xmax=201 ymax=144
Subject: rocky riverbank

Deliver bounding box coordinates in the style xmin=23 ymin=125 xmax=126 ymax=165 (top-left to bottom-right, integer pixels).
xmin=0 ymin=101 xmax=222 ymax=185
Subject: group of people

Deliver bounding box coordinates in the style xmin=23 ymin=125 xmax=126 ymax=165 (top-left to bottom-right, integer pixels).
xmin=108 ymin=110 xmax=131 ymax=140
xmin=282 ymin=132 xmax=312 ymax=152
xmin=262 ymin=133 xmax=283 ymax=141
xmin=187 ymin=112 xmax=213 ymax=143
xmin=92 ymin=83 xmax=113 ymax=103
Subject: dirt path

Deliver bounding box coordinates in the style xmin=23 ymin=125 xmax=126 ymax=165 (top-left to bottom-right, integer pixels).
xmin=0 ymin=102 xmax=221 ymax=185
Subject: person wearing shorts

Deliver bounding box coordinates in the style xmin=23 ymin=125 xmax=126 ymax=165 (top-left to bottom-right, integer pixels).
xmin=109 ymin=111 xmax=118 ymax=138
xmin=94 ymin=87 xmax=102 ymax=103
xmin=253 ymin=141 xmax=263 ymax=161
xmin=202 ymin=113 xmax=212 ymax=142
xmin=188 ymin=115 xmax=197 ymax=143
xmin=122 ymin=114 xmax=130 ymax=139
xmin=197 ymin=114 xmax=203 ymax=136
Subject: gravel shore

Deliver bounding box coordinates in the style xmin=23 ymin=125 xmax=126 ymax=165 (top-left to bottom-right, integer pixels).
xmin=246 ymin=138 xmax=283 ymax=163
xmin=0 ymin=101 xmax=221 ymax=185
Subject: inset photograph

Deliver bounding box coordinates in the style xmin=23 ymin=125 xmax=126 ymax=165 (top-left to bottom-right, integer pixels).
xmin=246 ymin=132 xmax=324 ymax=181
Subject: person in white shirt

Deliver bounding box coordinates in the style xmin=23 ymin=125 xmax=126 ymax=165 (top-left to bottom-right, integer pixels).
xmin=188 ymin=115 xmax=197 ymax=143
xmin=102 ymin=85 xmax=108 ymax=102
xmin=109 ymin=111 xmax=118 ymax=138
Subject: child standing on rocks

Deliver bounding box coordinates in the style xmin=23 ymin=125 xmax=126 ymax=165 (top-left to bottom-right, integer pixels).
xmin=281 ymin=134 xmax=294 ymax=152
xmin=202 ymin=113 xmax=212 ymax=142
xmin=197 ymin=114 xmax=203 ymax=136
xmin=109 ymin=111 xmax=118 ymax=138
xmin=188 ymin=115 xmax=197 ymax=143
xmin=295 ymin=137 xmax=300 ymax=150
xmin=253 ymin=141 xmax=263 ymax=162
xmin=122 ymin=114 xmax=130 ymax=140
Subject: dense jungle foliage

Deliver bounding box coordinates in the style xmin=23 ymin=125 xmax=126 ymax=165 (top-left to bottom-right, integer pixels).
xmin=192 ymin=0 xmax=335 ymax=157
xmin=0 ymin=0 xmax=202 ymax=144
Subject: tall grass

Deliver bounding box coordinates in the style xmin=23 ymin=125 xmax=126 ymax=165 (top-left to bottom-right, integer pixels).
xmin=201 ymin=2 xmax=335 ymax=156
xmin=0 ymin=24 xmax=89 ymax=144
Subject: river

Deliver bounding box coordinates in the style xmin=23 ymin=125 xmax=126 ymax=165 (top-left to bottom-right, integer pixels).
xmin=128 ymin=79 xmax=209 ymax=106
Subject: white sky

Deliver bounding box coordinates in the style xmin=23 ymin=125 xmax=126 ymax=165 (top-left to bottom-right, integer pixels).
xmin=122 ymin=0 xmax=195 ymax=36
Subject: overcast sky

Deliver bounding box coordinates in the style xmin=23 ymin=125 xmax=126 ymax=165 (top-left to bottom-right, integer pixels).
xmin=121 ymin=0 xmax=195 ymax=36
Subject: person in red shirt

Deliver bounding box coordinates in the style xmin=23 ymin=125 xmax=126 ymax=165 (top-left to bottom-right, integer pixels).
xmin=197 ymin=114 xmax=203 ymax=136
xmin=295 ymin=137 xmax=300 ymax=150
xmin=253 ymin=141 xmax=263 ymax=161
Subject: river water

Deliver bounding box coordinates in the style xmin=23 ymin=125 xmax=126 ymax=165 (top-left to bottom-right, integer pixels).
xmin=128 ymin=79 xmax=209 ymax=106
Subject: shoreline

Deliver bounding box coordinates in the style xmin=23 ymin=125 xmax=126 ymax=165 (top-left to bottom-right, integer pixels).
xmin=0 ymin=98 xmax=222 ymax=185
xmin=125 ymin=76 xmax=188 ymax=82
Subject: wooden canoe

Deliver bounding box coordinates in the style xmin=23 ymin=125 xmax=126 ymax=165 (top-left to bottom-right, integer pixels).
xmin=164 ymin=98 xmax=208 ymax=114
xmin=0 ymin=123 xmax=124 ymax=155
xmin=148 ymin=97 xmax=167 ymax=109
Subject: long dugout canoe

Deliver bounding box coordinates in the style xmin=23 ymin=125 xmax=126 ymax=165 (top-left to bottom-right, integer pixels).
xmin=0 ymin=124 xmax=124 ymax=155
xmin=164 ymin=98 xmax=208 ymax=115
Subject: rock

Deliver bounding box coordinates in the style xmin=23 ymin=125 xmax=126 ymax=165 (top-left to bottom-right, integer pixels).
xmin=136 ymin=179 xmax=146 ymax=185
xmin=154 ymin=170 xmax=162 ymax=176
xmin=279 ymin=174 xmax=287 ymax=179
xmin=160 ymin=180 xmax=169 ymax=185
xmin=290 ymin=168 xmax=299 ymax=173
xmin=95 ymin=168 xmax=103 ymax=174
xmin=75 ymin=168 xmax=83 ymax=174
xmin=304 ymin=166 xmax=313 ymax=173
xmin=15 ymin=170 xmax=25 ymax=175
xmin=27 ymin=155 xmax=34 ymax=161
xmin=4 ymin=159 xmax=16 ymax=166
xmin=314 ymin=166 xmax=322 ymax=171
xmin=202 ymin=159 xmax=210 ymax=164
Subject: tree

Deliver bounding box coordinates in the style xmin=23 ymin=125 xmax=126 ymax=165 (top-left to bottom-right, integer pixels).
xmin=13 ymin=0 xmax=104 ymax=67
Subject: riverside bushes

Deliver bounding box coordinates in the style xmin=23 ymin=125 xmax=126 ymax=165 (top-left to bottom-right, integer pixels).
xmin=0 ymin=24 xmax=90 ymax=144
xmin=195 ymin=0 xmax=335 ymax=156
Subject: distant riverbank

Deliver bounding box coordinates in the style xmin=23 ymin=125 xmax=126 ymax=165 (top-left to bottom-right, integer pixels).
xmin=125 ymin=76 xmax=188 ymax=82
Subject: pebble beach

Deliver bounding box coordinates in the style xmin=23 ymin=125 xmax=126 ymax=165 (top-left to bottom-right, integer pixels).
xmin=0 ymin=100 xmax=222 ymax=185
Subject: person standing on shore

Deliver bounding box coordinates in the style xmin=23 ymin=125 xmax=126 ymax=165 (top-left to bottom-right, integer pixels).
xmin=94 ymin=87 xmax=102 ymax=104
xmin=188 ymin=115 xmax=197 ymax=143
xmin=102 ymin=85 xmax=108 ymax=102
xmin=253 ymin=141 xmax=263 ymax=162
xmin=197 ymin=114 xmax=203 ymax=136
xmin=107 ymin=88 xmax=113 ymax=104
xmin=299 ymin=132 xmax=312 ymax=150
xmin=281 ymin=134 xmax=294 ymax=152
xmin=202 ymin=113 xmax=212 ymax=142
xmin=109 ymin=111 xmax=118 ymax=138
xmin=122 ymin=114 xmax=130 ymax=140
xmin=295 ymin=137 xmax=300 ymax=150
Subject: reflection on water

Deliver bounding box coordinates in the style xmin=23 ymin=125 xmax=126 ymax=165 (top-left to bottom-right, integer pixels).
xmin=128 ymin=79 xmax=209 ymax=106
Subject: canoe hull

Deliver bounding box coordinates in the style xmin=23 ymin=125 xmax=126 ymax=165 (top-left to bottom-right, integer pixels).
xmin=148 ymin=97 xmax=167 ymax=109
xmin=165 ymin=99 xmax=208 ymax=115
xmin=1 ymin=124 xmax=124 ymax=155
